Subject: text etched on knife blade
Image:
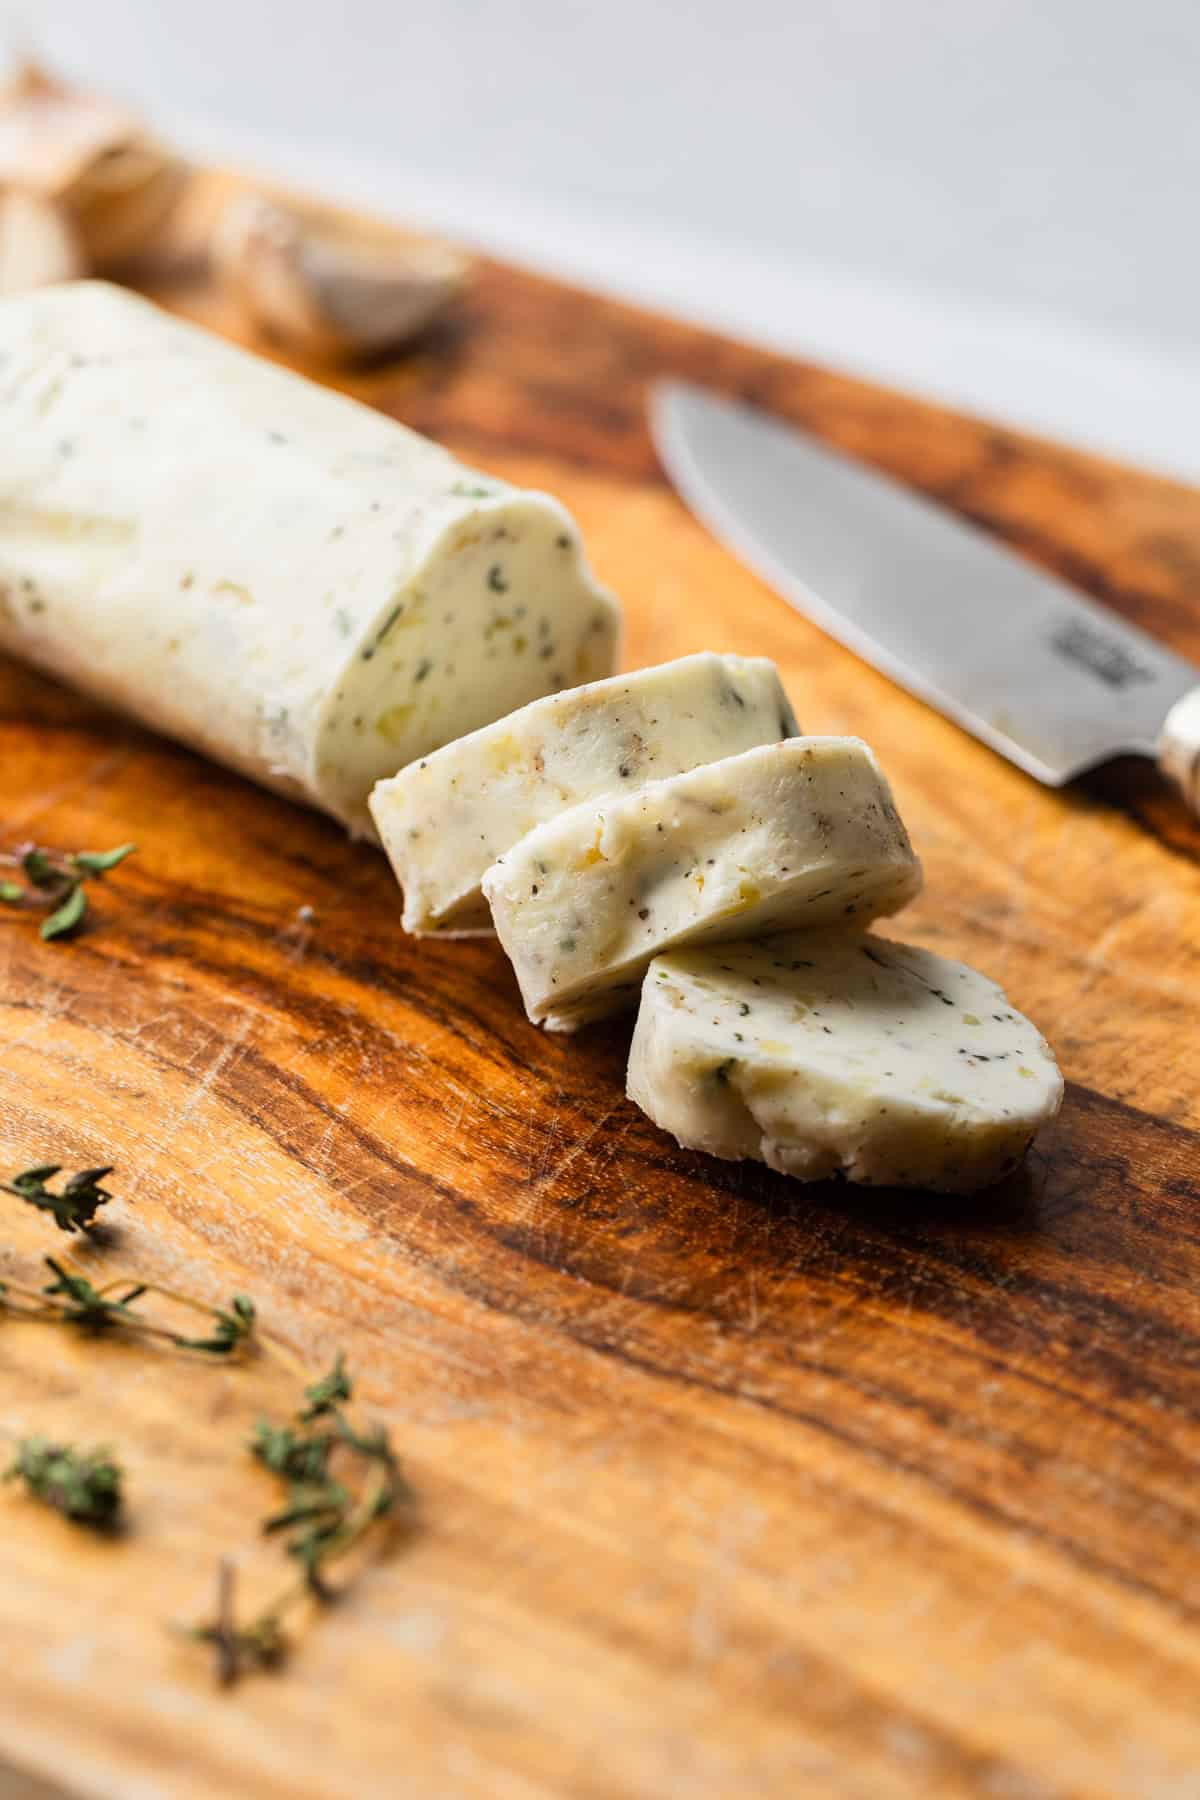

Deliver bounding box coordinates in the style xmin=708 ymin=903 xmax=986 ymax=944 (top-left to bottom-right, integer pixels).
xmin=1049 ymin=619 xmax=1155 ymax=690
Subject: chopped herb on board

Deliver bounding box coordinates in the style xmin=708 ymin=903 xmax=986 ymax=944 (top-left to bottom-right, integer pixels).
xmin=5 ymin=1438 xmax=124 ymax=1530
xmin=191 ymin=1561 xmax=288 ymax=1686
xmin=0 ymin=841 xmax=137 ymax=940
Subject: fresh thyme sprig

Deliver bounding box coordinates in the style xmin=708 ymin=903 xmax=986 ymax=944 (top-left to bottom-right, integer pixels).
xmin=190 ymin=1561 xmax=288 ymax=1686
xmin=189 ymin=1356 xmax=412 ymax=1684
xmin=256 ymin=1356 xmax=411 ymax=1602
xmin=2 ymin=1158 xmax=413 ymax=1686
xmin=2 ymin=1164 xmax=116 ymax=1233
xmin=6 ymin=1437 xmax=124 ymax=1530
xmin=0 ymin=841 xmax=137 ymax=939
xmin=0 ymin=1255 xmax=258 ymax=1358
xmin=41 ymin=1260 xmax=151 ymax=1331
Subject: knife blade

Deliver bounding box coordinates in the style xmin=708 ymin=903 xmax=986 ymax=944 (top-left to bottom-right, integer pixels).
xmin=651 ymin=380 xmax=1200 ymax=813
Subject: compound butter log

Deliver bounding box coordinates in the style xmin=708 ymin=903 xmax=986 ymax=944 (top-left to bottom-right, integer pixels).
xmin=0 ymin=280 xmax=620 ymax=836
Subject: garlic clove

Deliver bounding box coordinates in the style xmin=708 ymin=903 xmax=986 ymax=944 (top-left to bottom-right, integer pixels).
xmin=0 ymin=189 xmax=85 ymax=293
xmin=212 ymin=192 xmax=471 ymax=362
xmin=0 ymin=60 xmax=185 ymax=267
xmin=64 ymin=139 xmax=187 ymax=267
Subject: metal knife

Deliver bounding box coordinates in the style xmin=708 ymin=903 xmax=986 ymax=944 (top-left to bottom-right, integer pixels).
xmin=651 ymin=380 xmax=1200 ymax=816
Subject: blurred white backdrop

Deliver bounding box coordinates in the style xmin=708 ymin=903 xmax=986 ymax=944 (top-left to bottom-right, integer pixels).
xmin=23 ymin=0 xmax=1200 ymax=478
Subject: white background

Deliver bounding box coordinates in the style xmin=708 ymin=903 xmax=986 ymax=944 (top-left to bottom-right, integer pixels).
xmin=24 ymin=0 xmax=1200 ymax=480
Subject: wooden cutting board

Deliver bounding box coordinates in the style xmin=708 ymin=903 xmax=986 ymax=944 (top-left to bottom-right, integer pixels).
xmin=2 ymin=168 xmax=1200 ymax=1800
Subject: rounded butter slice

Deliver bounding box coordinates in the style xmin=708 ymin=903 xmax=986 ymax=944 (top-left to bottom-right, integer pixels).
xmin=369 ymin=652 xmax=799 ymax=934
xmin=482 ymin=736 xmax=921 ymax=1031
xmin=627 ymin=932 xmax=1063 ymax=1193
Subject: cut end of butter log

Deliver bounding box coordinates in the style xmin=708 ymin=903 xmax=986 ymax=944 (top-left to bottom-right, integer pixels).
xmin=370 ymin=652 xmax=800 ymax=935
xmin=482 ymin=736 xmax=922 ymax=1031
xmin=628 ymin=933 xmax=1063 ymax=1193
xmin=0 ymin=281 xmax=620 ymax=836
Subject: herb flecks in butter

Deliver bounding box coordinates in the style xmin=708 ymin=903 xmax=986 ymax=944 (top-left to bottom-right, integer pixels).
xmin=628 ymin=934 xmax=1062 ymax=1193
xmin=373 ymin=657 xmax=797 ymax=941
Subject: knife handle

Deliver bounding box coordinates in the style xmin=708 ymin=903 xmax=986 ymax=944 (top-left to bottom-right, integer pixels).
xmin=1159 ymin=689 xmax=1200 ymax=816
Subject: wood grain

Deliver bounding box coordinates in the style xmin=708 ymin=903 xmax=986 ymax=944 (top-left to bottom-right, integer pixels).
xmin=1 ymin=167 xmax=1199 ymax=1799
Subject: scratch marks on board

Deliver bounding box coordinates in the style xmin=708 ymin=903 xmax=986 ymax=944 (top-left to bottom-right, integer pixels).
xmin=130 ymin=1006 xmax=258 ymax=1203
xmin=526 ymin=1101 xmax=633 ymax=1201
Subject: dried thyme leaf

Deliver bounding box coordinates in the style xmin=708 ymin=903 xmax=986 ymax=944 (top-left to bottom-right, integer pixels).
xmin=0 ymin=840 xmax=137 ymax=942
xmin=174 ymin=1295 xmax=258 ymax=1356
xmin=299 ymin=1352 xmax=352 ymax=1420
xmin=41 ymin=882 xmax=88 ymax=939
xmin=71 ymin=843 xmax=137 ymax=876
xmin=20 ymin=847 xmax=58 ymax=888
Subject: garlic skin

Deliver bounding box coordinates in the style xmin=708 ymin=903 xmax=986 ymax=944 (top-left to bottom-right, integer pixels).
xmin=0 ymin=189 xmax=84 ymax=293
xmin=213 ymin=192 xmax=471 ymax=361
xmin=62 ymin=136 xmax=186 ymax=268
xmin=0 ymin=62 xmax=185 ymax=268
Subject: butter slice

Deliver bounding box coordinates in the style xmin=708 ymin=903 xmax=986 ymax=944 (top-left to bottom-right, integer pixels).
xmin=370 ymin=653 xmax=799 ymax=934
xmin=482 ymin=737 xmax=921 ymax=1031
xmin=627 ymin=933 xmax=1063 ymax=1193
